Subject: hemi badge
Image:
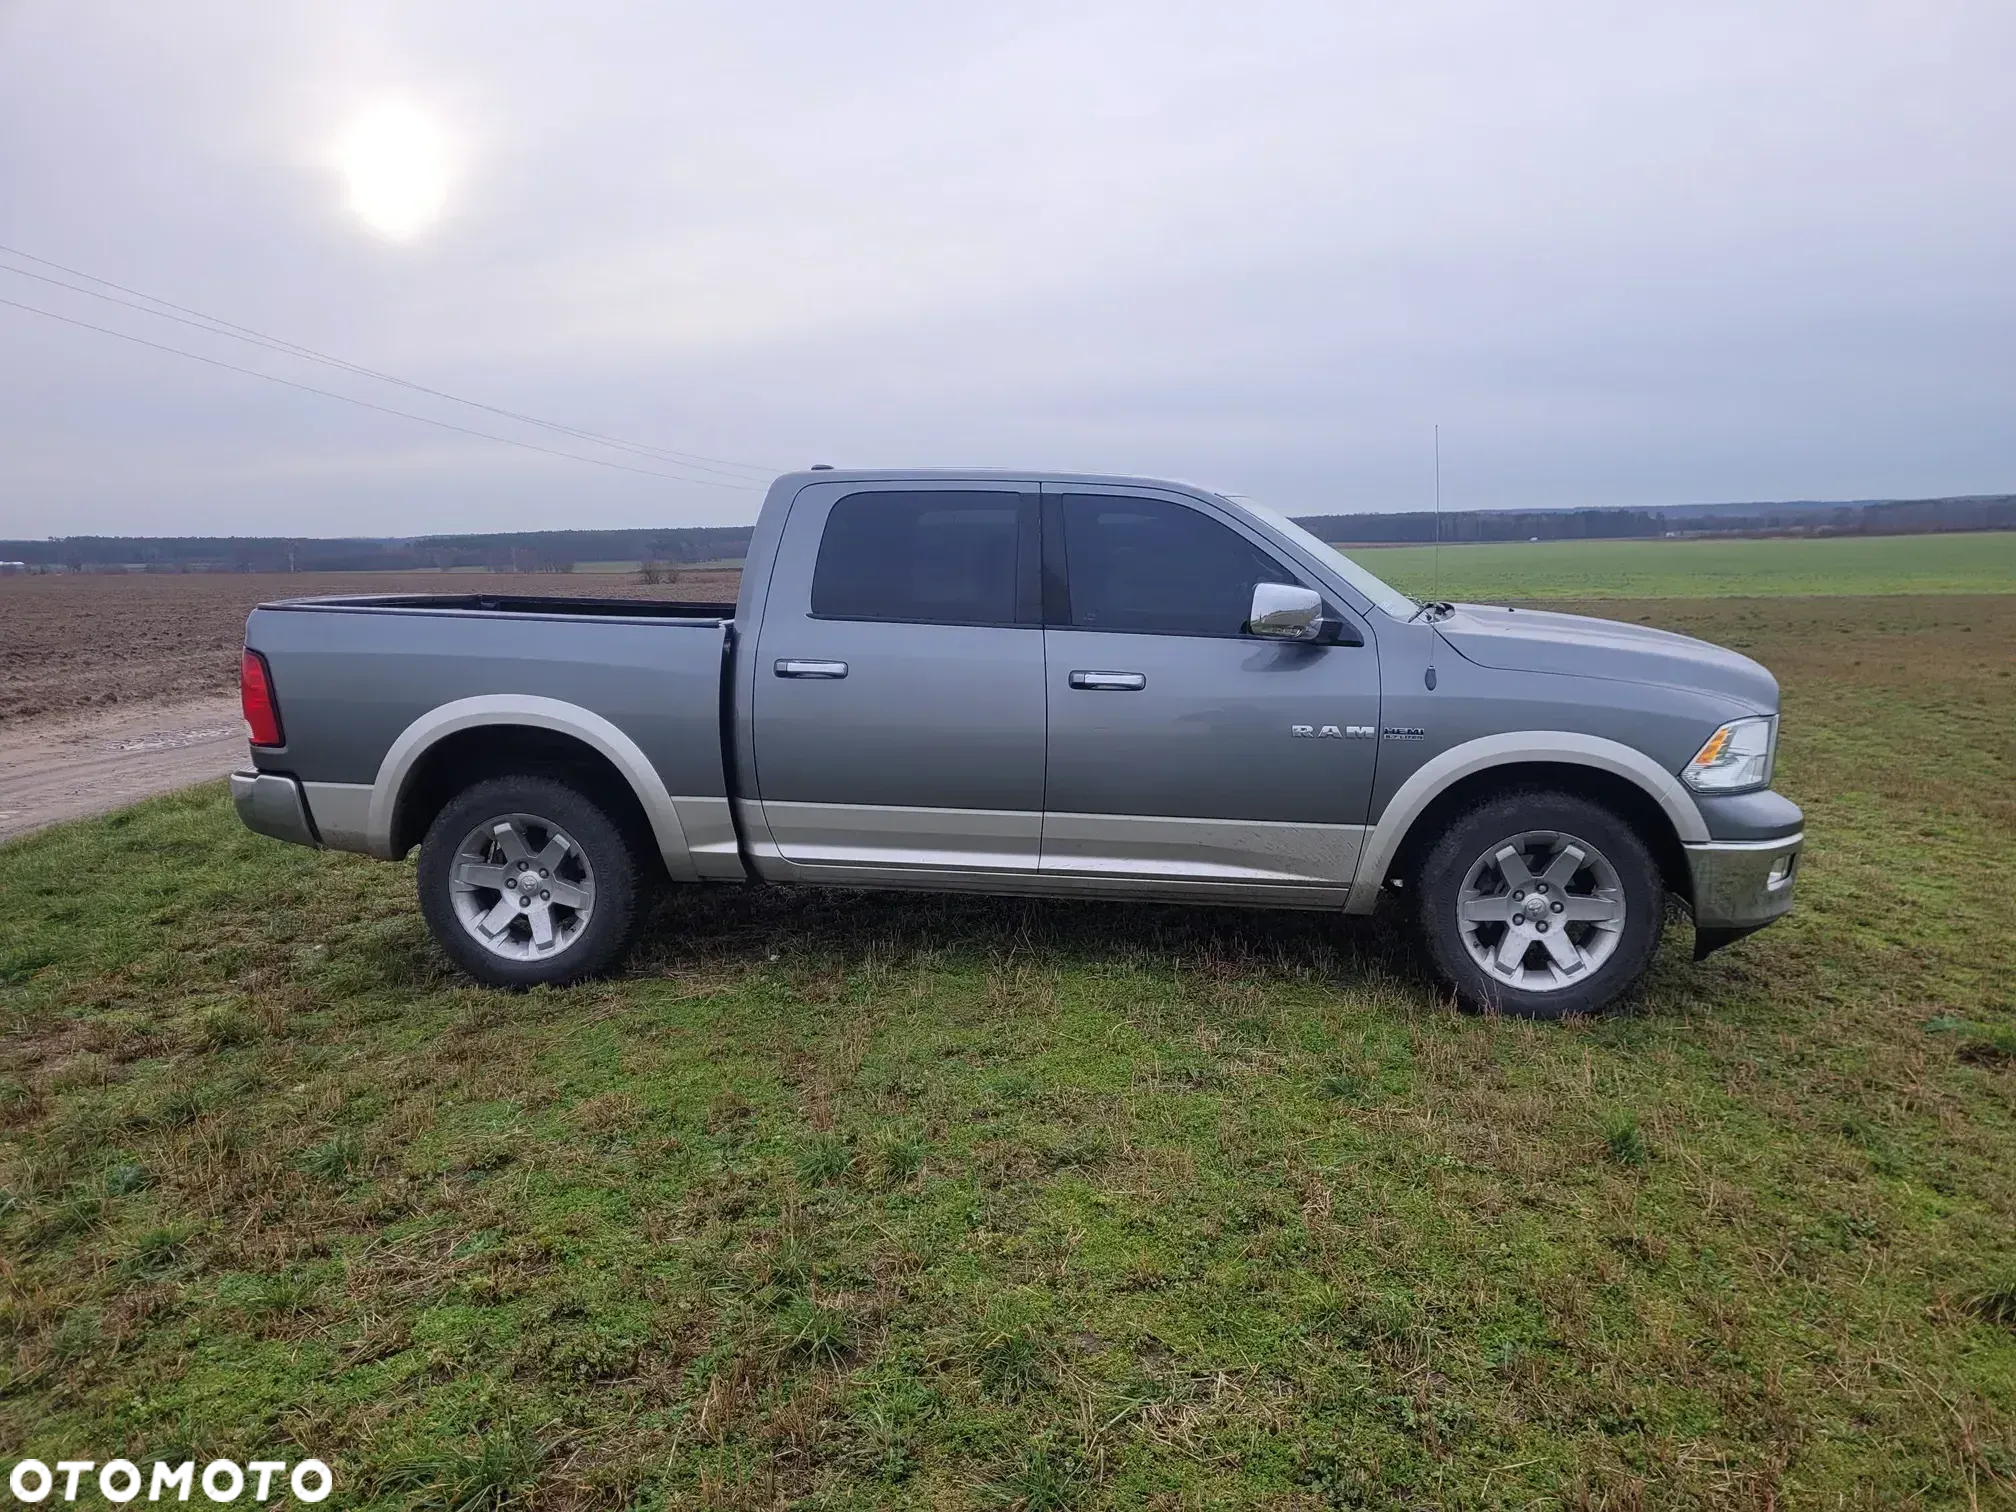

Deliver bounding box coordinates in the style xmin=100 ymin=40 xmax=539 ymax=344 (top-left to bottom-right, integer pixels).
xmin=1382 ymin=726 xmax=1426 ymax=740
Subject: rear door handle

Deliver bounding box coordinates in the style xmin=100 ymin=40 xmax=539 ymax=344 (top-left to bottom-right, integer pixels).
xmin=775 ymin=658 xmax=848 ymax=679
xmin=1068 ymin=670 xmax=1146 ymax=691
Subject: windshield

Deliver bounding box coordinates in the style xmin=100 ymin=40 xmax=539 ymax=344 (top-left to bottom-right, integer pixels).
xmin=1228 ymin=498 xmax=1421 ymax=620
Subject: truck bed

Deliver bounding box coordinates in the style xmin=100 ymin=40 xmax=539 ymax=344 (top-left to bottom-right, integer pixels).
xmin=245 ymin=593 xmax=738 ymax=862
xmin=262 ymin=592 xmax=737 ymax=622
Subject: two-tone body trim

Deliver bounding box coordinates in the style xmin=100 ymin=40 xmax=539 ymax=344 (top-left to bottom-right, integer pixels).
xmin=1345 ymin=730 xmax=1712 ymax=915
xmin=361 ymin=696 xmax=735 ymax=882
xmin=736 ymin=800 xmax=1361 ymax=904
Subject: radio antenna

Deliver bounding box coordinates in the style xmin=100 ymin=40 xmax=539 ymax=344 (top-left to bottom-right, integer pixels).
xmin=1424 ymin=424 xmax=1442 ymax=689
xmin=1432 ymin=423 xmax=1443 ymax=607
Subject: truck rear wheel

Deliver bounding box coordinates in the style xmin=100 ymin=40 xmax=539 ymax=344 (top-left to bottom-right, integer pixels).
xmin=417 ymin=776 xmax=643 ymax=988
xmin=1414 ymin=789 xmax=1664 ymax=1019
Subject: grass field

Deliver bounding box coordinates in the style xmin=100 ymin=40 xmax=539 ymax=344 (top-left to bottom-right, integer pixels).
xmin=1347 ymin=530 xmax=2016 ymax=601
xmin=3 ymin=592 xmax=2014 ymax=1508
xmin=5 ymin=534 xmax=2004 ymax=727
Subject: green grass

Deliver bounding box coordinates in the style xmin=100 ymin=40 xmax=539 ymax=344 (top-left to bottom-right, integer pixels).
xmin=1344 ymin=529 xmax=2016 ymax=600
xmin=2 ymin=597 xmax=2013 ymax=1508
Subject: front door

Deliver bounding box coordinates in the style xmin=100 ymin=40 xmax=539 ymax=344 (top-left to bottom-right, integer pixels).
xmin=750 ymin=481 xmax=1047 ymax=874
xmin=1039 ymin=487 xmax=1381 ymax=898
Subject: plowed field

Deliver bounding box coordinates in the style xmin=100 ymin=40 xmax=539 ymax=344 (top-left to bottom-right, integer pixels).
xmin=0 ymin=570 xmax=741 ymax=725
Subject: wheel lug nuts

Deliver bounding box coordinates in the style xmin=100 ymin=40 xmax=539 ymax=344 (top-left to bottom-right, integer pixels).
xmin=1513 ymin=890 xmax=1525 ymax=901
xmin=540 ymin=890 xmax=550 ymax=900
xmin=1511 ymin=914 xmax=1525 ymax=926
xmin=1535 ymin=921 xmax=1549 ymax=933
xmin=1552 ymin=901 xmax=1564 ymax=913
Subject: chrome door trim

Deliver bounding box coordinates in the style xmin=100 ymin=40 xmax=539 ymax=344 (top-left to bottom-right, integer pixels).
xmin=1039 ymin=811 xmax=1367 ymax=887
xmin=774 ymin=658 xmax=848 ymax=679
xmin=749 ymin=858 xmax=1353 ymax=909
xmin=753 ymin=800 xmax=1041 ymax=871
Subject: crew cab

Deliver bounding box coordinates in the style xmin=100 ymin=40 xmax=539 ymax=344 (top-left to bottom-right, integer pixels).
xmin=232 ymin=469 xmax=1803 ymax=1017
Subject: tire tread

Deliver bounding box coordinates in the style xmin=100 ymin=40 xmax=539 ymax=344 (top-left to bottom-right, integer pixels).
xmin=416 ymin=775 xmax=644 ymax=988
xmin=1413 ymin=787 xmax=1665 ymax=1019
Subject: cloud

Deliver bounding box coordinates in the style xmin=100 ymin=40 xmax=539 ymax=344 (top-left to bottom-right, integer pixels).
xmin=3 ymin=0 xmax=2012 ymax=535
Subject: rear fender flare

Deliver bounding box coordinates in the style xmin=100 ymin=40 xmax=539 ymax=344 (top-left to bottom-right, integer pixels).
xmin=367 ymin=695 xmax=698 ymax=881
xmin=1345 ymin=730 xmax=1708 ymax=914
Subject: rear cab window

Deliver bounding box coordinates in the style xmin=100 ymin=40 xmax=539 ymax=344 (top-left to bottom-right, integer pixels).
xmin=811 ymin=491 xmax=1040 ymax=626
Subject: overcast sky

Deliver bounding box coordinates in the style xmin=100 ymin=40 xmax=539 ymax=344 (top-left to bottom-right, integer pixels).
xmin=3 ymin=1 xmax=2012 ymax=538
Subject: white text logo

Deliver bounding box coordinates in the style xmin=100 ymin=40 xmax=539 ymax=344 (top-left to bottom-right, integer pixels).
xmin=7 ymin=1459 xmax=331 ymax=1505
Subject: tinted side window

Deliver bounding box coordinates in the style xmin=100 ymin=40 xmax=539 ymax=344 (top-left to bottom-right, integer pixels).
xmin=1058 ymin=494 xmax=1297 ymax=636
xmin=811 ymin=491 xmax=1036 ymax=625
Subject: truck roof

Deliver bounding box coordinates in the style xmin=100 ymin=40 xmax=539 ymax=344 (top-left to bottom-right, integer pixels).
xmin=768 ymin=467 xmax=1228 ymax=495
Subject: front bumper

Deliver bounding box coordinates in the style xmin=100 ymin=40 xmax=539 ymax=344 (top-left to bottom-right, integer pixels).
xmin=230 ymin=770 xmax=321 ymax=848
xmin=1685 ymin=830 xmax=1802 ymax=930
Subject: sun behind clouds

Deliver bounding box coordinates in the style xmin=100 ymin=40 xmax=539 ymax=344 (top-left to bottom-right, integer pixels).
xmin=335 ymin=101 xmax=453 ymax=241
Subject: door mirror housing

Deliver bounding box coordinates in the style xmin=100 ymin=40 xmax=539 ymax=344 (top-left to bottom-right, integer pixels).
xmin=1247 ymin=582 xmax=1325 ymax=640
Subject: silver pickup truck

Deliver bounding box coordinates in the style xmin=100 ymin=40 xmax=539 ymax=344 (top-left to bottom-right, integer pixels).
xmin=233 ymin=469 xmax=1802 ymax=1017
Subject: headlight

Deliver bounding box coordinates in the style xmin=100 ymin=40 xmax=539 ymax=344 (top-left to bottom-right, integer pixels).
xmin=1682 ymin=716 xmax=1776 ymax=793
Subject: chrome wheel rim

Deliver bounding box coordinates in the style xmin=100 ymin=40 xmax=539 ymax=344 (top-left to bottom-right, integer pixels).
xmin=447 ymin=813 xmax=596 ymax=962
xmin=1456 ymin=829 xmax=1626 ymax=993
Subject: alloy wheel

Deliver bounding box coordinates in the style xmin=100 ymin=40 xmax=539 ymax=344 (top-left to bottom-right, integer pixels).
xmin=1455 ymin=828 xmax=1626 ymax=993
xmin=446 ymin=812 xmax=596 ymax=961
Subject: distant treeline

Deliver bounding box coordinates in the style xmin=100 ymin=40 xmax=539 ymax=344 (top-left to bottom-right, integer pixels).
xmin=4 ymin=495 xmax=2010 ymax=571
xmin=1301 ymin=494 xmax=2016 ymax=544
xmin=0 ymin=526 xmax=756 ymax=573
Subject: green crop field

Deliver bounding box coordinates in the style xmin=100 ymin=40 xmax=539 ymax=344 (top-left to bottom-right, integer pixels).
xmin=1344 ymin=529 xmax=2016 ymax=601
xmin=3 ymin=591 xmax=2013 ymax=1507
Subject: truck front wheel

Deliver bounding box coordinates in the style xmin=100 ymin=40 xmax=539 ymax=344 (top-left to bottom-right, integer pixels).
xmin=417 ymin=776 xmax=643 ymax=988
xmin=1414 ymin=790 xmax=1665 ymax=1019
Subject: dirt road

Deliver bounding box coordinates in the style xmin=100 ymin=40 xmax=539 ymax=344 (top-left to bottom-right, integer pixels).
xmin=0 ymin=572 xmax=746 ymax=845
xmin=0 ymin=695 xmax=248 ymax=844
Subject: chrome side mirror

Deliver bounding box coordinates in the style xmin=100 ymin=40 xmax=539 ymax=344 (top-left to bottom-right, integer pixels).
xmin=1248 ymin=582 xmax=1324 ymax=640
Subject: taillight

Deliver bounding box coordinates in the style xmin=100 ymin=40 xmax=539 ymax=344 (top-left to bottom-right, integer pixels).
xmin=241 ymin=649 xmax=284 ymax=747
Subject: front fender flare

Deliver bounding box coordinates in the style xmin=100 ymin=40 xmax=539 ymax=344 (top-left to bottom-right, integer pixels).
xmin=1344 ymin=731 xmax=1708 ymax=914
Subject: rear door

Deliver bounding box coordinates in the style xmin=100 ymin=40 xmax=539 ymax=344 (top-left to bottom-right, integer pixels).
xmin=1038 ymin=485 xmax=1381 ymax=898
xmin=749 ymin=480 xmax=1047 ymax=874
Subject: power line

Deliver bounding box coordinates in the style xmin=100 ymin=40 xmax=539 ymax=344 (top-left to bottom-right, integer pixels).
xmin=0 ymin=244 xmax=775 ymax=481
xmin=1 ymin=258 xmax=753 ymax=487
xmin=0 ymin=294 xmax=758 ymax=489
xmin=0 ymin=242 xmax=776 ymax=483
xmin=0 ymin=248 xmax=772 ymax=483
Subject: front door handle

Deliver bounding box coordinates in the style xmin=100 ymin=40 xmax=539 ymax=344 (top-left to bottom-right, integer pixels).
xmin=1068 ymin=670 xmax=1146 ymax=691
xmin=775 ymin=659 xmax=848 ymax=679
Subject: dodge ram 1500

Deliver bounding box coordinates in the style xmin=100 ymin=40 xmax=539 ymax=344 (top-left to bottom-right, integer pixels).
xmin=233 ymin=469 xmax=1802 ymax=1017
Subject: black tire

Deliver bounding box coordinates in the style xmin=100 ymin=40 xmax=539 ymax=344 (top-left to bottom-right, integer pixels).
xmin=417 ymin=775 xmax=644 ymax=988
xmin=1414 ymin=789 xmax=1664 ymax=1019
